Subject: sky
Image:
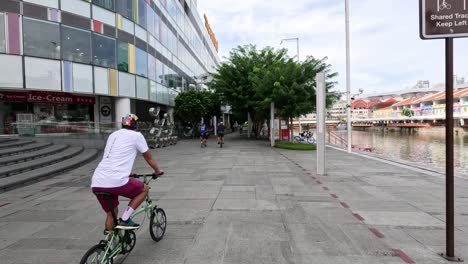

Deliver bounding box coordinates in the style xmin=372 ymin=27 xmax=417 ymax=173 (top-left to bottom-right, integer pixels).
xmin=197 ymin=0 xmax=468 ymax=95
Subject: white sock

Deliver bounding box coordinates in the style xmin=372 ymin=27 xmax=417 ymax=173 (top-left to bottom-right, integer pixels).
xmin=121 ymin=207 xmax=134 ymax=221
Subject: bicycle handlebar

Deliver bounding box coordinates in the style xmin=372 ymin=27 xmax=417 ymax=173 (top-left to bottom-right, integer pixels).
xmin=132 ymin=171 xmax=164 ymax=180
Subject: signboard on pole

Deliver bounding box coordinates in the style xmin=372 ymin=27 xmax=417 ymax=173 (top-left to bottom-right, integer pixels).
xmin=420 ymin=0 xmax=468 ymax=39
xmin=420 ymin=0 xmax=466 ymax=261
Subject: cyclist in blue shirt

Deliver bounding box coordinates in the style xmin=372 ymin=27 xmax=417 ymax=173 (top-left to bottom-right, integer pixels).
xmin=199 ymin=122 xmax=208 ymax=147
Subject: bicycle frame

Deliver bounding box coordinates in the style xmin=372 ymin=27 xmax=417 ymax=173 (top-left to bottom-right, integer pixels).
xmin=93 ymin=175 xmax=160 ymax=264
xmin=129 ymin=175 xmax=157 ymax=220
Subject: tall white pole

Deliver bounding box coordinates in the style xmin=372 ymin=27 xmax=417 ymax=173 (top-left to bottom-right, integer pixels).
xmin=316 ymin=72 xmax=326 ymax=176
xmin=270 ymin=102 xmax=275 ymax=147
xmin=297 ymin=38 xmax=302 ymax=135
xmin=345 ymin=0 xmax=352 ymax=153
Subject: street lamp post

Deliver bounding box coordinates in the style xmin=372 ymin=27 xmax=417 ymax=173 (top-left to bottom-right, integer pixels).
xmin=345 ymin=0 xmax=352 ymax=153
xmin=280 ymin=37 xmax=302 ymax=136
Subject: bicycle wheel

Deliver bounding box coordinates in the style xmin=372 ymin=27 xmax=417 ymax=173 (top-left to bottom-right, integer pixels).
xmin=80 ymin=244 xmax=113 ymax=264
xmin=294 ymin=136 xmax=302 ymax=143
xmin=122 ymin=230 xmax=136 ymax=254
xmin=149 ymin=208 xmax=167 ymax=242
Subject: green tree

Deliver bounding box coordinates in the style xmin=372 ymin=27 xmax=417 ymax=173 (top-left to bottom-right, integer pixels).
xmin=174 ymin=89 xmax=222 ymax=135
xmin=210 ymin=44 xmax=338 ymax=140
xmin=401 ymin=108 xmax=415 ymax=117
xmin=174 ymin=90 xmax=206 ymax=129
xmin=200 ymin=90 xmax=222 ymax=122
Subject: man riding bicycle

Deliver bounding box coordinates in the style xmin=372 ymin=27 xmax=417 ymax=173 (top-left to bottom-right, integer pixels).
xmin=217 ymin=120 xmax=225 ymax=145
xmin=91 ymin=114 xmax=163 ymax=231
xmin=199 ymin=122 xmax=208 ymax=146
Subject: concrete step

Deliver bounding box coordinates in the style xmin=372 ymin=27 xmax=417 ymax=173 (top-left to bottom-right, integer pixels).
xmin=0 ymin=147 xmax=84 ymax=178
xmin=0 ymin=140 xmax=35 ymax=149
xmin=0 ymin=144 xmax=69 ymax=167
xmin=0 ymin=149 xmax=99 ymax=193
xmin=0 ymin=142 xmax=52 ymax=157
xmin=0 ymin=138 xmax=18 ymax=143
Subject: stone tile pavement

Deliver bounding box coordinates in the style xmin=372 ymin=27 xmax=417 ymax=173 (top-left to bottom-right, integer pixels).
xmin=0 ymin=134 xmax=466 ymax=263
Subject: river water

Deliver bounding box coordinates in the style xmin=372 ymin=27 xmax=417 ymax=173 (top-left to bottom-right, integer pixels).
xmin=333 ymin=129 xmax=468 ymax=178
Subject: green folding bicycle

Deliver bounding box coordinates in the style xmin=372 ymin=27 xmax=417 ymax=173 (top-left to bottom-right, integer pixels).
xmin=80 ymin=174 xmax=167 ymax=264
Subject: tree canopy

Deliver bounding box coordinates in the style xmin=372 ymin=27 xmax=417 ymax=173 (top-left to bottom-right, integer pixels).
xmin=209 ymin=45 xmax=338 ymax=138
xmin=174 ymin=90 xmax=221 ymax=127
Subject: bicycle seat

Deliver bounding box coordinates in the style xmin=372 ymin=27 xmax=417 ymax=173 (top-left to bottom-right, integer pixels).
xmin=93 ymin=192 xmax=113 ymax=197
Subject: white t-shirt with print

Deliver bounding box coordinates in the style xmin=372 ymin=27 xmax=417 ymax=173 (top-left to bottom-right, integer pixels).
xmin=91 ymin=129 xmax=149 ymax=188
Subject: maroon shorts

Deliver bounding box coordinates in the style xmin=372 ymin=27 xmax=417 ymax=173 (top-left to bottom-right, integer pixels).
xmin=92 ymin=178 xmax=144 ymax=212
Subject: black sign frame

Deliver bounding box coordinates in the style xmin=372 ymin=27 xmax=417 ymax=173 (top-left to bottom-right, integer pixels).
xmin=420 ymin=0 xmax=468 ymax=39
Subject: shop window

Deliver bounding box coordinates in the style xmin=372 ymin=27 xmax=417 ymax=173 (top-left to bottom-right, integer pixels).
xmin=118 ymin=72 xmax=135 ymax=97
xmin=93 ymin=0 xmax=114 ymax=11
xmin=160 ymin=22 xmax=167 ymax=48
xmin=136 ymin=76 xmax=148 ymax=100
xmin=0 ymin=54 xmax=23 ymax=88
xmin=61 ymin=0 xmax=91 ymax=18
xmin=24 ymin=0 xmax=58 ymax=9
xmin=149 ymin=80 xmax=157 ymax=102
xmin=117 ymin=41 xmax=129 ymax=72
xmin=92 ymin=33 xmax=116 ymax=68
xmin=155 ymin=12 xmax=161 ymax=40
xmin=137 ymin=0 xmax=146 ymax=28
xmin=61 ymin=25 xmax=92 ymax=64
xmin=94 ymin=67 xmax=109 ymax=95
xmin=116 ymin=0 xmax=133 ymax=21
xmin=148 ymin=54 xmax=156 ymax=81
xmin=146 ymin=5 xmax=155 ymax=37
xmin=156 ymin=83 xmax=164 ymax=104
xmin=73 ymin=63 xmax=93 ymax=93
xmin=23 ymin=17 xmax=60 ymax=59
xmin=25 ymin=57 xmax=61 ymax=90
xmin=135 ymin=47 xmax=148 ymax=77
xmin=156 ymin=58 xmax=164 ymax=84
xmin=0 ymin=13 xmax=5 ymax=53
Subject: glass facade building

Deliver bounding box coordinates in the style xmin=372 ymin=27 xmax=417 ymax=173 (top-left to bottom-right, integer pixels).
xmin=0 ymin=0 xmax=220 ymax=133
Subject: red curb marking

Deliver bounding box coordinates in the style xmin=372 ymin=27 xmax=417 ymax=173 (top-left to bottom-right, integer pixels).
xmin=340 ymin=202 xmax=349 ymax=208
xmin=353 ymin=213 xmax=365 ymax=221
xmin=41 ymin=188 xmax=51 ymax=192
xmin=323 ymin=187 xmax=329 ymax=191
xmin=316 ymin=180 xmax=322 ymax=184
xmin=369 ymin=227 xmax=385 ymax=238
xmin=393 ymin=249 xmax=416 ymax=264
xmin=0 ymin=203 xmax=11 ymax=208
xmin=331 ymin=194 xmax=338 ymax=198
xmin=312 ymin=176 xmax=317 ymax=180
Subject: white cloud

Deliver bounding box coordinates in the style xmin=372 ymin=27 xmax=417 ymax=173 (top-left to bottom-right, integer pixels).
xmin=197 ymin=0 xmax=468 ymax=94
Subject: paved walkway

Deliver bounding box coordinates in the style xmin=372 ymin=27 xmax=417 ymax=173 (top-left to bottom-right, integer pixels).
xmin=0 ymin=135 xmax=467 ymax=263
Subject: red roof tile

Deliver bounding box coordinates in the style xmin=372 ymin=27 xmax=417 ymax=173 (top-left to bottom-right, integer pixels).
xmin=454 ymin=88 xmax=468 ymax=98
xmin=393 ymin=97 xmax=417 ymax=107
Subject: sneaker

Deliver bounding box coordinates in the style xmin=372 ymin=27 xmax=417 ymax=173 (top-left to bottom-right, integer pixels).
xmin=116 ymin=218 xmax=140 ymax=230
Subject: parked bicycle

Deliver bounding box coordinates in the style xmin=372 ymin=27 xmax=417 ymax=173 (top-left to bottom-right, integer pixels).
xmin=80 ymin=173 xmax=166 ymax=264
xmin=294 ymin=131 xmax=316 ymax=144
